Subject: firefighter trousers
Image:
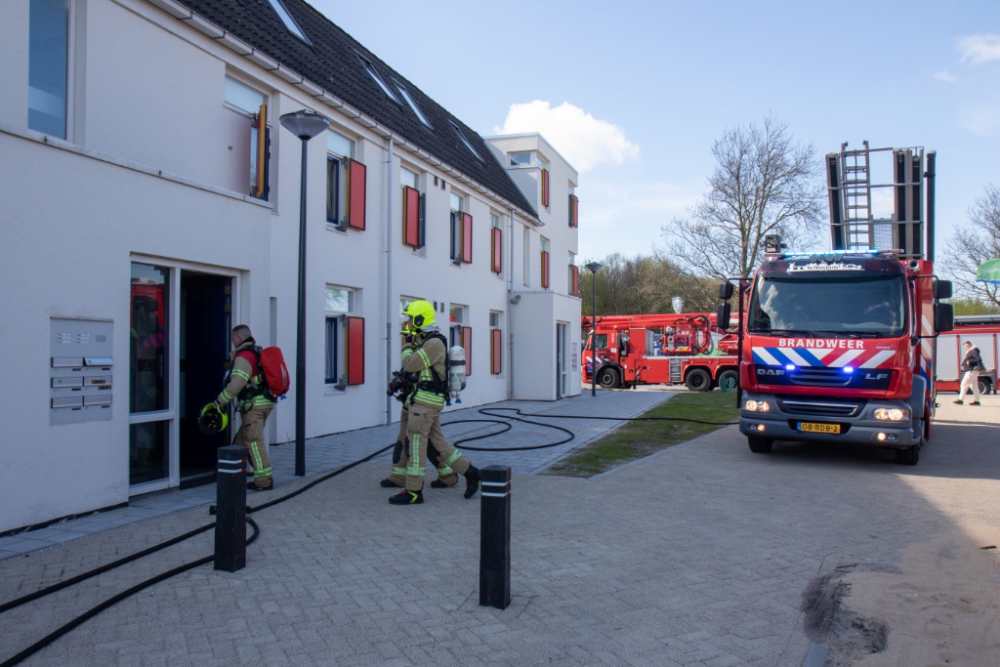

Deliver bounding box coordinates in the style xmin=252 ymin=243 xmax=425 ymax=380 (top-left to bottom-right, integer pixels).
xmin=235 ymin=404 xmax=274 ymax=488
xmin=391 ymin=403 xmax=471 ymax=492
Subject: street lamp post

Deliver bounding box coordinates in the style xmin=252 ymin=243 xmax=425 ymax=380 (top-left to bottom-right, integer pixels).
xmin=279 ymin=109 xmax=331 ymax=477
xmin=585 ymin=262 xmax=603 ymax=397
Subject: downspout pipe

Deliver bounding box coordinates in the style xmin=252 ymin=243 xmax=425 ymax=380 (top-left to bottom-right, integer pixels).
xmin=507 ymin=208 xmax=516 ymax=401
xmin=385 ymin=136 xmax=394 ymax=425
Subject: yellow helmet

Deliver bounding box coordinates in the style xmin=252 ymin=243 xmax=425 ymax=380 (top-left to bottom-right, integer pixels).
xmin=403 ymin=299 xmax=436 ymax=330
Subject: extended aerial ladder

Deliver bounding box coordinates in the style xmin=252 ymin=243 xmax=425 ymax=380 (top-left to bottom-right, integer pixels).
xmin=826 ymin=141 xmax=937 ymax=261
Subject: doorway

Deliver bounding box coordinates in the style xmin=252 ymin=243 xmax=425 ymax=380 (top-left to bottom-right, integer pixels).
xmin=556 ymin=322 xmax=568 ymax=398
xmin=179 ymin=271 xmax=232 ymax=487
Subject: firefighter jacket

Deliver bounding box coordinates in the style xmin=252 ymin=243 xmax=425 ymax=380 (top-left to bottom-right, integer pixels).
xmin=402 ymin=330 xmax=447 ymax=408
xmin=218 ymin=339 xmax=274 ymax=412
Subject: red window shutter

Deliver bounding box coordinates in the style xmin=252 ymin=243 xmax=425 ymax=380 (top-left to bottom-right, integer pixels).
xmin=572 ymin=265 xmax=579 ymax=296
xmin=569 ymin=194 xmax=579 ymax=227
xmin=490 ymin=329 xmax=502 ymax=375
xmin=541 ymin=168 xmax=549 ymax=208
xmin=403 ymin=186 xmax=420 ymax=247
xmin=491 ymin=227 xmax=502 ymax=274
xmin=541 ymin=251 xmax=550 ymax=289
xmin=462 ymin=326 xmax=472 ymax=376
xmin=346 ymin=316 xmax=365 ymax=385
xmin=347 ymin=159 xmax=366 ymax=230
xmin=253 ymin=104 xmax=268 ymax=199
xmin=462 ymin=213 xmax=473 ymax=263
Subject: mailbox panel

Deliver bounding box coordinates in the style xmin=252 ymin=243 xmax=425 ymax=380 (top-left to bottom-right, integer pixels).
xmin=50 ymin=319 xmax=113 ymax=425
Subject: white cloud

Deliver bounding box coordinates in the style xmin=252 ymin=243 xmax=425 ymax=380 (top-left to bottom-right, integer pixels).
xmin=933 ymin=70 xmax=956 ymax=83
xmin=958 ymin=34 xmax=1000 ymax=64
xmin=493 ymin=101 xmax=639 ymax=172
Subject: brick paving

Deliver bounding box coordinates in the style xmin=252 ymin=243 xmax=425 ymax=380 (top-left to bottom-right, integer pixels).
xmin=0 ymin=390 xmax=671 ymax=559
xmin=1 ymin=394 xmax=999 ymax=666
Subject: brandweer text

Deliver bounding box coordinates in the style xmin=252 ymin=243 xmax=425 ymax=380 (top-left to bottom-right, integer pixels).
xmin=776 ymin=339 xmax=865 ymax=349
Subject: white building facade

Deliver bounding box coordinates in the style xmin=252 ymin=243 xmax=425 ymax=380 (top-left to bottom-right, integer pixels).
xmin=0 ymin=0 xmax=580 ymax=532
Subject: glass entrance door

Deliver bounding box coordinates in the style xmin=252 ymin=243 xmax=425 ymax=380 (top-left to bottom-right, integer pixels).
xmin=129 ymin=263 xmax=171 ymax=486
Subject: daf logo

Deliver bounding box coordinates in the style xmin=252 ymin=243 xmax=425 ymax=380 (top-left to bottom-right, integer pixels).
xmin=757 ymin=368 xmax=785 ymax=376
xmin=866 ymin=373 xmax=889 ymax=381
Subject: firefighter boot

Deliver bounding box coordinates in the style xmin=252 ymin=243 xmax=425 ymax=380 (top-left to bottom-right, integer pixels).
xmin=463 ymin=465 xmax=481 ymax=499
xmin=380 ymin=441 xmax=406 ymax=487
xmin=389 ymin=489 xmax=424 ymax=505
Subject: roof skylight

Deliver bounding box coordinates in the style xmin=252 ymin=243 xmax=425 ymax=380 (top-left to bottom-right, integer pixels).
xmin=266 ymin=0 xmax=310 ymax=43
xmin=356 ymin=54 xmax=399 ymax=103
xmin=394 ymin=82 xmax=431 ymax=128
xmin=450 ymin=122 xmax=482 ymax=161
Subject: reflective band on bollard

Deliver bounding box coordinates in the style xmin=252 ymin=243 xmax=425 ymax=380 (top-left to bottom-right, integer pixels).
xmin=479 ymin=465 xmax=511 ymax=610
xmin=215 ymin=445 xmax=247 ymax=572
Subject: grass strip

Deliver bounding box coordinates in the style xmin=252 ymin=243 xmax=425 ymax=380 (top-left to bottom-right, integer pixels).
xmin=543 ymin=391 xmax=740 ymax=478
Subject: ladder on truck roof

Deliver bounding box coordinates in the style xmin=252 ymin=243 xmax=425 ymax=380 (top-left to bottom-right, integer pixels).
xmin=825 ymin=141 xmax=935 ymax=261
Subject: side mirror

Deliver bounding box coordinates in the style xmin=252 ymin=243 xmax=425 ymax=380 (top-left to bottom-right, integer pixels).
xmin=717 ymin=303 xmax=732 ymax=331
xmin=933 ymin=280 xmax=952 ymax=300
xmin=718 ymin=282 xmax=734 ymax=300
xmin=934 ymin=302 xmax=954 ymax=333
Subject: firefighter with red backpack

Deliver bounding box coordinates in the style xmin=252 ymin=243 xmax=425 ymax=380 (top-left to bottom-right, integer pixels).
xmin=214 ymin=324 xmax=281 ymax=491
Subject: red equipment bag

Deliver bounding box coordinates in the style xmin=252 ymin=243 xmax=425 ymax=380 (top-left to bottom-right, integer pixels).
xmin=257 ymin=346 xmax=290 ymax=398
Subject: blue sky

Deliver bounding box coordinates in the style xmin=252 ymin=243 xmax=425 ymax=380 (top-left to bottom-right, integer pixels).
xmin=312 ymin=0 xmax=1000 ymax=270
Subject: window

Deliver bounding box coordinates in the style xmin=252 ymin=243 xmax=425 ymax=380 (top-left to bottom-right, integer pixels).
xmin=450 ymin=306 xmax=472 ymax=376
xmin=490 ymin=311 xmax=503 ymax=375
xmin=130 ymin=263 xmax=170 ymax=485
xmin=509 ymin=152 xmax=531 ymax=167
xmin=402 ymin=171 xmax=425 ymax=249
xmin=224 ymin=76 xmax=269 ymax=200
xmin=326 ymin=130 xmax=361 ymax=228
xmin=394 ymin=82 xmax=432 ymax=128
xmin=522 ymin=226 xmax=531 ymax=286
xmin=490 ymin=213 xmax=503 ymax=275
xmin=540 ymin=237 xmax=550 ymax=289
xmin=28 ymin=0 xmax=69 ymax=139
xmin=568 ymin=254 xmax=579 ymax=297
xmin=450 ymin=193 xmax=472 ymax=264
xmin=450 ymin=122 xmax=482 ymax=161
xmin=357 ymin=53 xmax=399 ymax=103
xmin=325 ymin=287 xmax=364 ymax=388
xmin=266 ymin=0 xmax=310 ymax=43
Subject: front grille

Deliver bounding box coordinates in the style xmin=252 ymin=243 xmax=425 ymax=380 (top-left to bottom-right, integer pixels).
xmin=777 ymin=397 xmax=865 ymax=418
xmin=788 ymin=367 xmax=852 ymax=387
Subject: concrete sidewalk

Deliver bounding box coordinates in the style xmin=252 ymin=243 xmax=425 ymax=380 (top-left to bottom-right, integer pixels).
xmin=2 ymin=395 xmax=998 ymax=666
xmin=0 ymin=390 xmax=672 ymax=561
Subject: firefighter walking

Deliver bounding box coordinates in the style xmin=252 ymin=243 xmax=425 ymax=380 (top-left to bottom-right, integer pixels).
xmin=217 ymin=324 xmax=275 ymax=491
xmin=386 ymin=301 xmax=480 ymax=505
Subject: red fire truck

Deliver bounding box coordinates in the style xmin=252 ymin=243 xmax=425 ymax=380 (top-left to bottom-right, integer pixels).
xmin=582 ymin=313 xmax=739 ymax=391
xmin=725 ymin=144 xmax=953 ymax=465
xmin=937 ymin=315 xmax=1000 ymax=395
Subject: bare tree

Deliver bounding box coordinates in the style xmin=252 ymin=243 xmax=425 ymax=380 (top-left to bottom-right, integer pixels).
xmin=944 ymin=184 xmax=1000 ymax=307
xmin=665 ymin=117 xmax=825 ymax=279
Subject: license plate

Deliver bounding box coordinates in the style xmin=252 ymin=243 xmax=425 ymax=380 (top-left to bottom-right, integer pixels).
xmin=799 ymin=422 xmax=841 ymax=434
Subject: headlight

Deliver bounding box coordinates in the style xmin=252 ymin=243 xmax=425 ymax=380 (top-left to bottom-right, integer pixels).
xmin=873 ymin=407 xmax=909 ymax=421
xmin=744 ymin=399 xmax=770 ymax=412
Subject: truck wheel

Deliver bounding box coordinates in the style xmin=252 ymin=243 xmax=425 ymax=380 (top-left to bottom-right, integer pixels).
xmin=747 ymin=435 xmax=773 ymax=453
xmin=894 ymin=445 xmax=919 ymax=466
xmin=685 ymin=368 xmax=711 ymax=392
xmin=597 ymin=368 xmax=620 ymax=389
xmin=717 ymin=370 xmax=739 ymax=392
xmin=978 ymin=378 xmax=991 ymax=396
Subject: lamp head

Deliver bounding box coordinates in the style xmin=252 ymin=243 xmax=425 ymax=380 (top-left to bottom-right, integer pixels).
xmin=585 ymin=262 xmax=603 ymax=274
xmin=279 ymin=109 xmax=331 ymax=140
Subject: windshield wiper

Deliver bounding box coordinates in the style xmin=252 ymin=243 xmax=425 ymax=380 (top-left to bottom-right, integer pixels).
xmin=815 ymin=330 xmax=884 ymax=339
xmin=750 ymin=328 xmax=816 ymax=337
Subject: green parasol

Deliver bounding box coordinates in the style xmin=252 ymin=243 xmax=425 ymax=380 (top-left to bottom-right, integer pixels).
xmin=976 ymin=259 xmax=1000 ymax=284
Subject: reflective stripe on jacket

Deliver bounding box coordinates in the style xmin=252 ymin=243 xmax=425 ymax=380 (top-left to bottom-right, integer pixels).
xmin=402 ymin=334 xmax=447 ymax=407
xmin=219 ymin=342 xmax=274 ymax=412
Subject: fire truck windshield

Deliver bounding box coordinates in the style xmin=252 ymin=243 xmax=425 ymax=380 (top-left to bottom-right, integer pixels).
xmin=748 ymin=274 xmax=907 ymax=337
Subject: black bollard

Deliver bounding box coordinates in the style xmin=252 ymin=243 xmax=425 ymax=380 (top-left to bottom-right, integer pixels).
xmin=479 ymin=465 xmax=511 ymax=609
xmin=215 ymin=445 xmax=247 ymax=572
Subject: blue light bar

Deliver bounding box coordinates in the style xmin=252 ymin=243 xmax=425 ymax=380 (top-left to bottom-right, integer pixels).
xmin=785 ymin=364 xmax=795 ymax=371
xmin=843 ymin=366 xmax=854 ymax=374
